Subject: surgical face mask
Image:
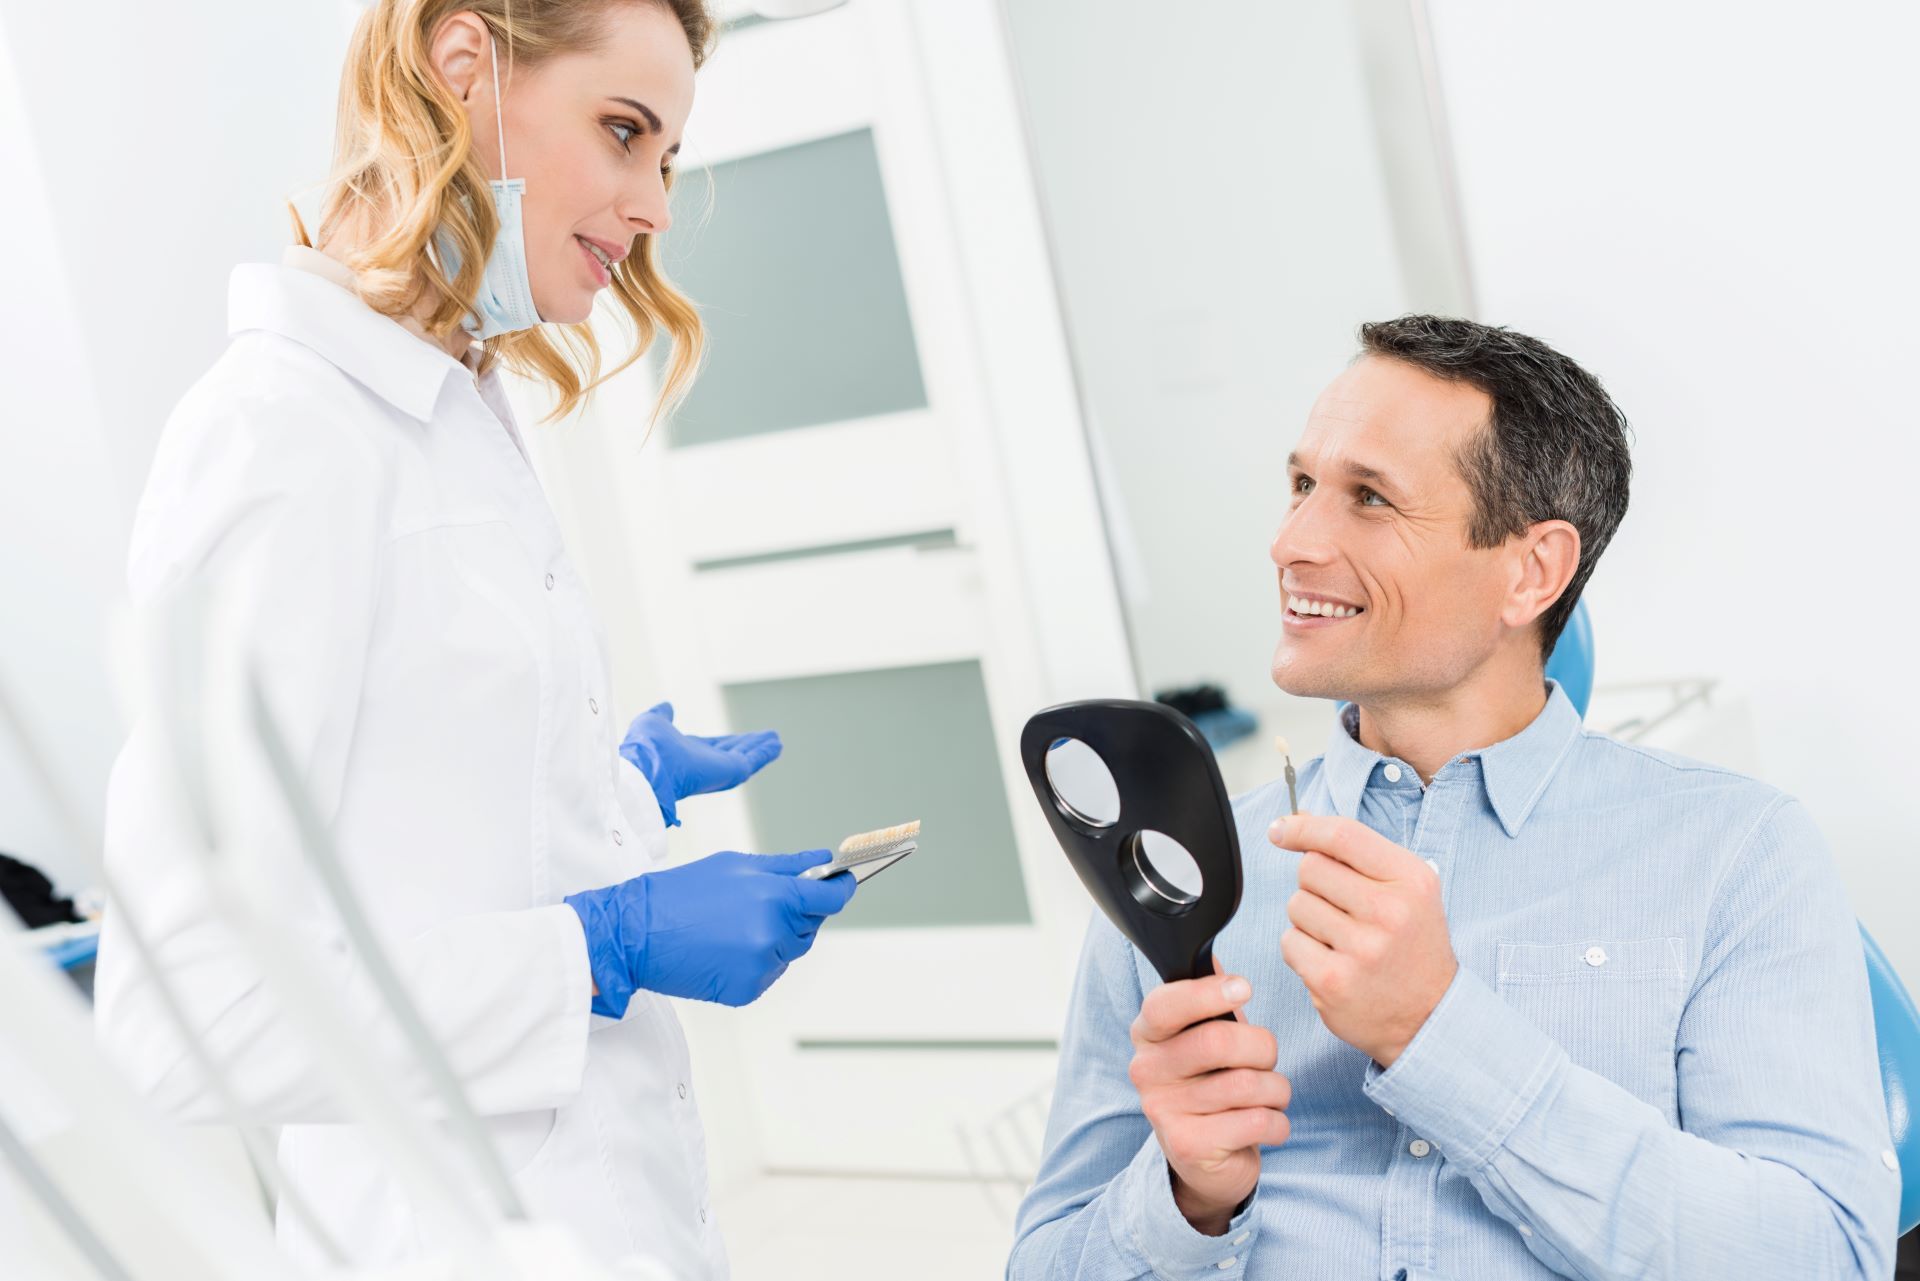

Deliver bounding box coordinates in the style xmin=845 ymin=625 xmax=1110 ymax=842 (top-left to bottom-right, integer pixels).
xmin=435 ymin=35 xmax=541 ymax=340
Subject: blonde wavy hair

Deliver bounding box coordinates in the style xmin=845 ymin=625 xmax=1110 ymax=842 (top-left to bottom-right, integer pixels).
xmin=294 ymin=0 xmax=715 ymax=424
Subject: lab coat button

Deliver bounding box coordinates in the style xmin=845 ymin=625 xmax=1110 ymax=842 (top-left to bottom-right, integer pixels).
xmin=612 ymin=829 xmax=624 ymax=846
xmin=1383 ymin=763 xmax=1403 ymax=783
xmin=699 ymin=1207 xmax=709 ymax=1225
xmin=589 ymin=697 xmax=599 ymax=714
xmin=544 ymin=573 xmax=555 ymax=590
xmin=1408 ymin=1139 xmax=1431 ymax=1158
xmin=678 ymin=1082 xmax=689 ymax=1100
xmin=1884 ymin=1149 xmax=1900 ymax=1172
xmin=1583 ymin=946 xmax=1608 ymax=968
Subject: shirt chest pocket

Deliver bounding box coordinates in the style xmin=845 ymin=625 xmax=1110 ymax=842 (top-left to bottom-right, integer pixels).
xmin=1496 ymin=936 xmax=1688 ymax=1119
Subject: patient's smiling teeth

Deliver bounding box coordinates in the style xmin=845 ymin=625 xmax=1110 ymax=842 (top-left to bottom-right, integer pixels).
xmin=1287 ymin=594 xmax=1362 ymax=619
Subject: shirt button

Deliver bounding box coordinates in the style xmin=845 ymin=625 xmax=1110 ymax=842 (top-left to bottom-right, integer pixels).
xmin=1382 ymin=763 xmax=1403 ymax=783
xmin=1518 ymin=1224 xmax=1534 ymax=1237
xmin=1883 ymin=1149 xmax=1900 ymax=1172
xmin=544 ymin=573 xmax=556 ymax=590
xmin=1583 ymin=946 xmax=1608 ymax=968
xmin=1408 ymin=1139 xmax=1432 ymax=1158
xmin=1232 ymin=1232 xmax=1250 ymax=1246
xmin=589 ymin=697 xmax=599 ymax=714
xmin=1215 ymin=1259 xmax=1236 ymax=1270
xmin=612 ymin=829 xmax=624 ymax=846
xmin=1423 ymin=857 xmax=1439 ymax=874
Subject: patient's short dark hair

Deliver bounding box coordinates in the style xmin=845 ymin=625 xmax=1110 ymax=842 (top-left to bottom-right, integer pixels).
xmin=1358 ymin=315 xmax=1632 ymax=660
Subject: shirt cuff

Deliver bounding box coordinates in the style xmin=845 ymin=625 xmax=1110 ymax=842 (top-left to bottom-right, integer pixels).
xmin=1361 ymin=965 xmax=1566 ymax=1171
xmin=617 ymin=738 xmax=681 ymax=828
xmin=1113 ymin=1137 xmax=1259 ymax=1278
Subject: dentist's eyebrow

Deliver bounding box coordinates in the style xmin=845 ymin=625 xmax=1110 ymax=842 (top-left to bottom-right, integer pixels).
xmin=608 ymin=97 xmax=663 ymax=132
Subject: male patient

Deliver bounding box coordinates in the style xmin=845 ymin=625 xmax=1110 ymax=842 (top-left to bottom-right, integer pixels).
xmin=1008 ymin=316 xmax=1898 ymax=1280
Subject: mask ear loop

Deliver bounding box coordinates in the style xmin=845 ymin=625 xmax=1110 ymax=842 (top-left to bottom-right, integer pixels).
xmin=488 ymin=32 xmax=509 ymax=181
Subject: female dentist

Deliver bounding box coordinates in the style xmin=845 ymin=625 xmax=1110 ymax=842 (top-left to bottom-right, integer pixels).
xmin=93 ymin=3 xmax=854 ymax=1277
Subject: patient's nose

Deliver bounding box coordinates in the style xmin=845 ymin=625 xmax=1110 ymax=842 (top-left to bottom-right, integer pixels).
xmin=1270 ymin=501 xmax=1334 ymax=569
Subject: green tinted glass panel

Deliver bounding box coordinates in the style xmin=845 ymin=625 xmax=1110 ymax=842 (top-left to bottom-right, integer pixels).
xmin=721 ymin=661 xmax=1030 ymax=929
xmin=659 ymin=129 xmax=928 ymax=445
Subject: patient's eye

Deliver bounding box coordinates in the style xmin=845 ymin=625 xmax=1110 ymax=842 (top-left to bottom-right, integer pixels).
xmin=1291 ymin=474 xmax=1314 ymax=497
xmin=1358 ymin=486 xmax=1389 ymax=508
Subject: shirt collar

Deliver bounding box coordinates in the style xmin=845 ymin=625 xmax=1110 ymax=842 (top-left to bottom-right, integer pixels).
xmin=1319 ymin=680 xmax=1585 ymax=838
xmin=225 ymin=246 xmax=474 ymax=423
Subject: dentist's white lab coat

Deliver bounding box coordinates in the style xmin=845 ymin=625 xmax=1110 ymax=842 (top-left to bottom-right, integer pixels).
xmin=94 ymin=247 xmax=727 ymax=1279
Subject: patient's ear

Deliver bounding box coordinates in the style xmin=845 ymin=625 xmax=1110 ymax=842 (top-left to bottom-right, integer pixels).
xmin=1503 ymin=520 xmax=1581 ymax=632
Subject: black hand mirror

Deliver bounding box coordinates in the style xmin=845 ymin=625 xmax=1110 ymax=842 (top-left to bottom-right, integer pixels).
xmin=1020 ymin=700 xmax=1244 ymax=987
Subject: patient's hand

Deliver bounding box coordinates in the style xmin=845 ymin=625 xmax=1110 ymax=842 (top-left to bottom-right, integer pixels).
xmin=1271 ymin=813 xmax=1458 ymax=1069
xmin=1128 ymin=965 xmax=1293 ymax=1235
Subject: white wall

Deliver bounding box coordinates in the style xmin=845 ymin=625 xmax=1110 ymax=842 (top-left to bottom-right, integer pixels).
xmin=0 ymin=16 xmax=127 ymax=893
xmin=1424 ymin=0 xmax=1920 ymax=980
xmin=0 ymin=0 xmax=350 ymax=892
xmin=1000 ymin=0 xmax=1415 ymax=770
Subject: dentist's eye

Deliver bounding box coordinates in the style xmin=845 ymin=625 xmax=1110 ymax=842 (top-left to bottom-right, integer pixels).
xmin=1358 ymin=487 xmax=1389 ymax=508
xmin=607 ymin=120 xmax=639 ymax=152
xmin=1292 ymin=475 xmax=1314 ymax=496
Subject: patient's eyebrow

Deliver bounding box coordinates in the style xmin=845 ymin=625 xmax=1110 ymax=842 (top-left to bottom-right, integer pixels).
xmin=1346 ymin=460 xmax=1405 ymax=500
xmin=1286 ymin=451 xmax=1406 ymax=500
xmin=608 ymin=96 xmax=663 ymax=132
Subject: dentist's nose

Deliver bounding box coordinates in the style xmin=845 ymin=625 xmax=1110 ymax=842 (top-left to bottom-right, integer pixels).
xmin=620 ymin=171 xmax=672 ymax=237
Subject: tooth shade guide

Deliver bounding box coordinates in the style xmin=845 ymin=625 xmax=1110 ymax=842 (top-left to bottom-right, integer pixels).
xmin=1275 ymin=736 xmax=1299 ymax=816
xmin=839 ymin=820 xmax=921 ymax=855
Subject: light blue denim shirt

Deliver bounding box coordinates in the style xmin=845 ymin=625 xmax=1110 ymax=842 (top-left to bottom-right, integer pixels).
xmin=1010 ymin=683 xmax=1898 ymax=1280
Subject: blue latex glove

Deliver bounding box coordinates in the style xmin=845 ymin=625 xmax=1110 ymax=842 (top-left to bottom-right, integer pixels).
xmin=564 ymin=849 xmax=857 ymax=1016
xmin=619 ymin=702 xmax=782 ymax=827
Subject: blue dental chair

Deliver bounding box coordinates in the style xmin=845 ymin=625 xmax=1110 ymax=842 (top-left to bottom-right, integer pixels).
xmin=1549 ymin=599 xmax=1920 ymax=1234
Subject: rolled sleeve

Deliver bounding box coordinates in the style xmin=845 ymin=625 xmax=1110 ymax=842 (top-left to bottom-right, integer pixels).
xmin=1361 ymin=965 xmax=1565 ymax=1170
xmin=1114 ymin=1138 xmax=1260 ymax=1278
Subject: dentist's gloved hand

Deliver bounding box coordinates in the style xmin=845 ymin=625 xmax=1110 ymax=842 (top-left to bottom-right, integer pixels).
xmin=564 ymin=849 xmax=857 ymax=1017
xmin=619 ymin=702 xmax=782 ymax=827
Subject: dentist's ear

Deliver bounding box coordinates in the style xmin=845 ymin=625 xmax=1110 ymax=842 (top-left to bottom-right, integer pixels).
xmin=1504 ymin=520 xmax=1581 ymax=630
xmin=428 ymin=11 xmax=491 ymax=104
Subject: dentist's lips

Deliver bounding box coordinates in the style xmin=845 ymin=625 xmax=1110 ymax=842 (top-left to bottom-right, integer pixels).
xmin=576 ymin=235 xmax=613 ymax=287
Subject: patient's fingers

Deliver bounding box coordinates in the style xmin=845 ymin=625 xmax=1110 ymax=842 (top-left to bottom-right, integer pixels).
xmin=1131 ymin=1017 xmax=1280 ymax=1087
xmin=1132 ymin=972 xmax=1252 ymax=1046
xmin=1171 ymin=1066 xmax=1294 ymax=1116
xmin=1157 ymin=1107 xmax=1293 ymax=1168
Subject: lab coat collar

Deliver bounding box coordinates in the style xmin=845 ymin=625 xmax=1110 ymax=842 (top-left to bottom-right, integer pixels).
xmin=226 ymin=247 xmax=471 ymax=424
xmin=1319 ymin=679 xmax=1584 ymax=838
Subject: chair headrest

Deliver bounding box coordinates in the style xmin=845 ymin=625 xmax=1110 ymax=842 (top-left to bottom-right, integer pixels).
xmin=1545 ymin=598 xmax=1595 ymax=720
